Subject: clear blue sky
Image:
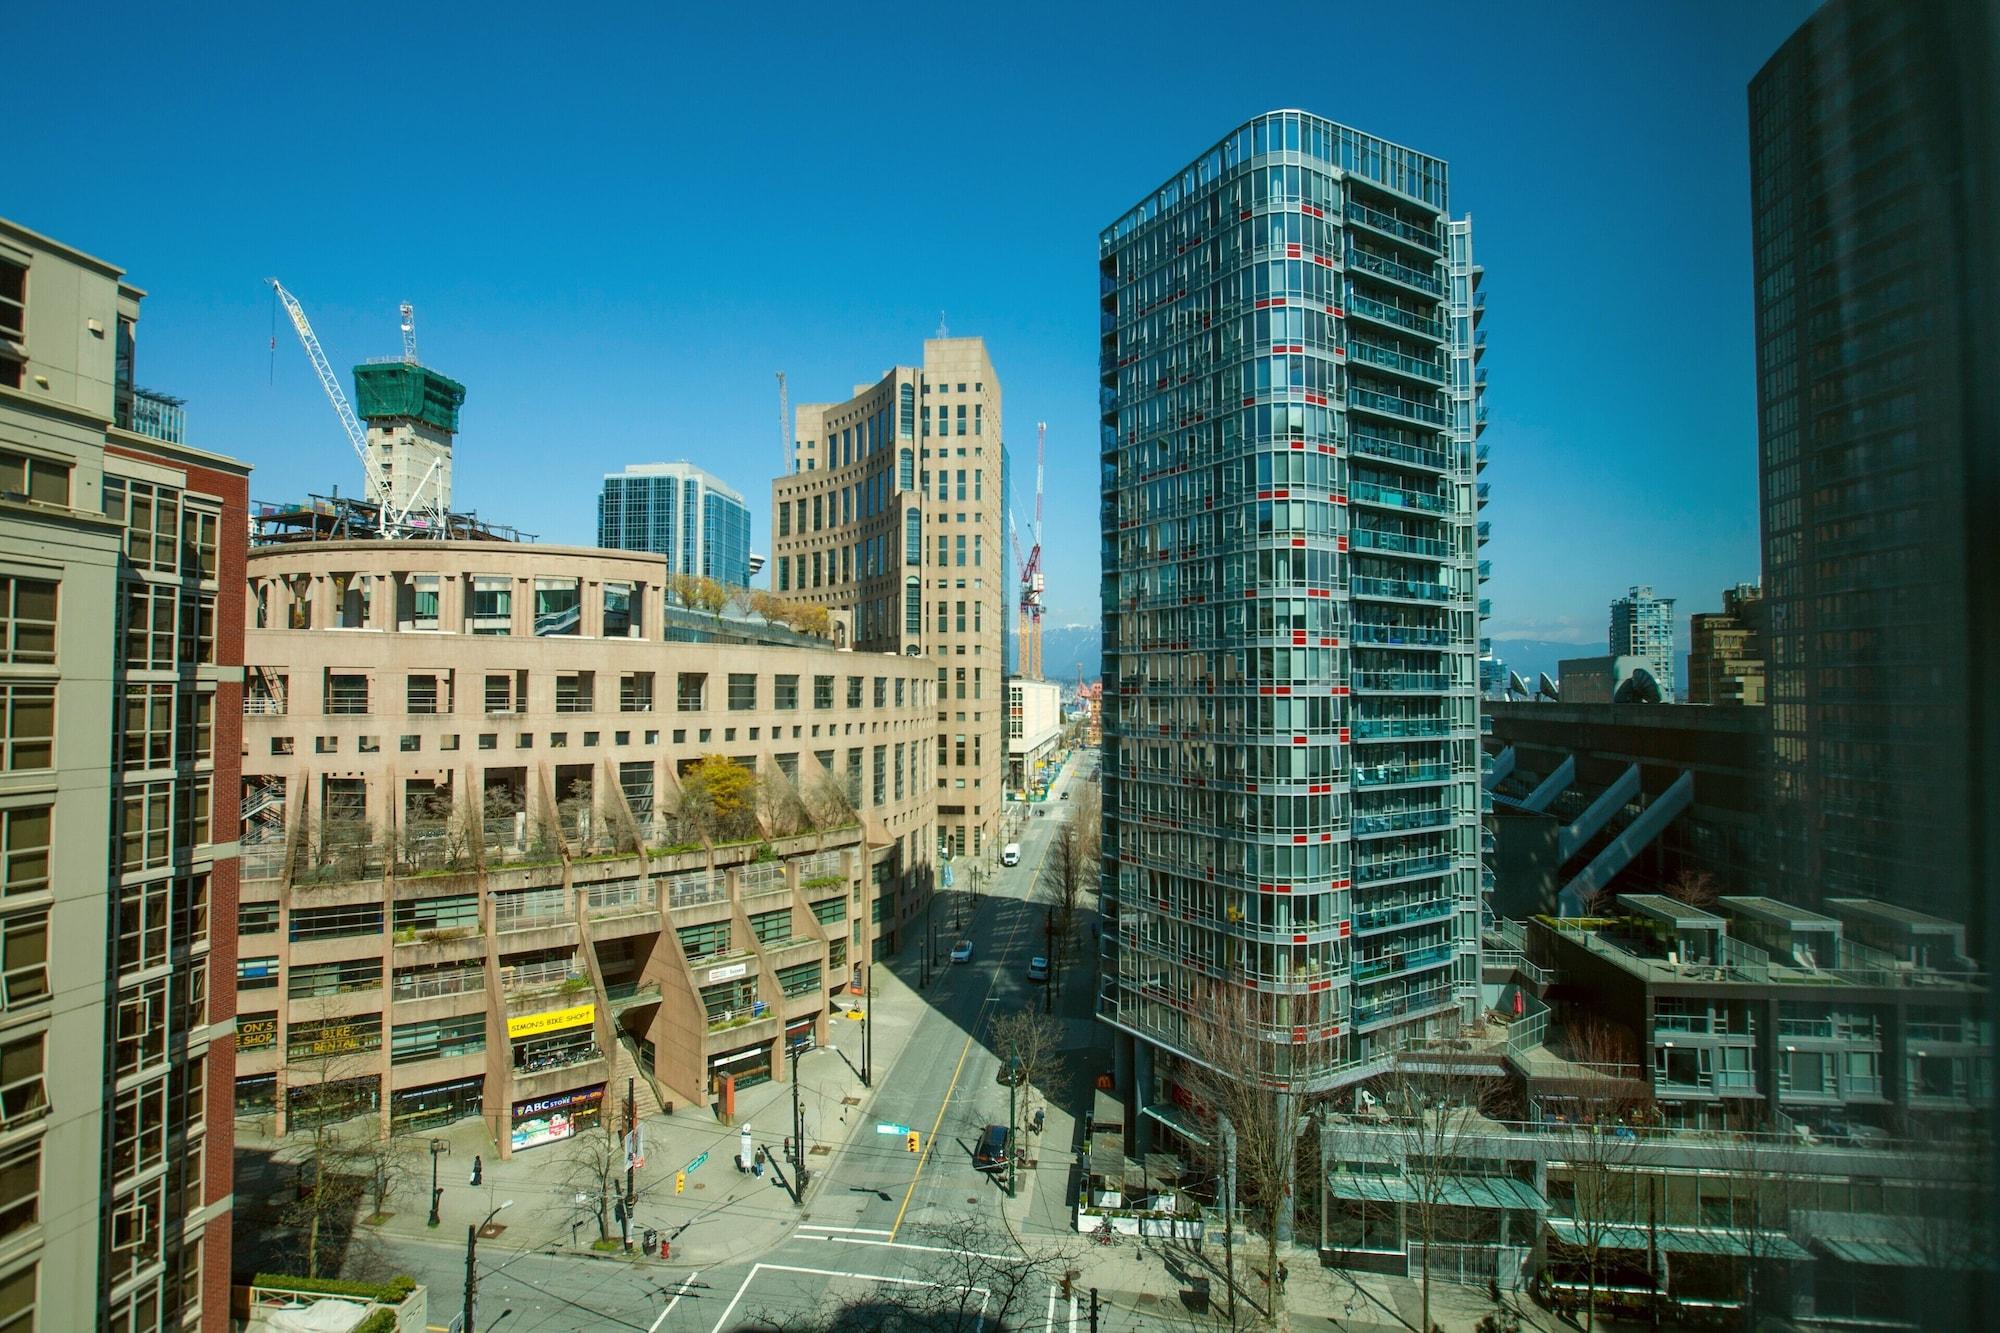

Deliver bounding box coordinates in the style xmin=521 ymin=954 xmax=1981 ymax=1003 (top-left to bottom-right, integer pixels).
xmin=15 ymin=0 xmax=1814 ymax=642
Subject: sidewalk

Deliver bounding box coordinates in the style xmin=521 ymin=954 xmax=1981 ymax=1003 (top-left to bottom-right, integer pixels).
xmin=250 ymin=959 xmax=937 ymax=1270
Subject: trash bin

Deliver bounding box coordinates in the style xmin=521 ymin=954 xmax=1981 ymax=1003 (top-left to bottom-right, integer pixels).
xmin=643 ymin=1228 xmax=658 ymax=1256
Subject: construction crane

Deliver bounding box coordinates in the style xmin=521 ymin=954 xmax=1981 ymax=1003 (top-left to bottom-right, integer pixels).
xmin=776 ymin=371 xmax=789 ymax=474
xmin=1017 ymin=421 xmax=1047 ymax=680
xmin=270 ymin=278 xmax=441 ymax=537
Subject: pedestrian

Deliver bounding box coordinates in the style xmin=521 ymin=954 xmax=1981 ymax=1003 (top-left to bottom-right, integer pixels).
xmin=1277 ymin=1261 xmax=1288 ymax=1289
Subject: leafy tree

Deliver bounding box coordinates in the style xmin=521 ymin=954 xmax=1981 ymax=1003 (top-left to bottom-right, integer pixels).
xmin=679 ymin=755 xmax=759 ymax=842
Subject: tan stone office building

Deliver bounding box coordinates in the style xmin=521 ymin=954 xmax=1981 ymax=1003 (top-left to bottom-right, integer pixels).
xmin=0 ymin=218 xmax=248 ymax=1332
xmin=770 ymin=337 xmax=1006 ymax=861
xmin=236 ymin=540 xmax=936 ymax=1152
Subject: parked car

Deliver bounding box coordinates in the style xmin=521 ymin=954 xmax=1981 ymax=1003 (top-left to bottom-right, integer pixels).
xmin=974 ymin=1123 xmax=1012 ymax=1172
xmin=1026 ymin=956 xmax=1049 ymax=982
xmin=1001 ymin=843 xmax=1021 ymax=866
xmin=950 ymin=940 xmax=974 ymax=964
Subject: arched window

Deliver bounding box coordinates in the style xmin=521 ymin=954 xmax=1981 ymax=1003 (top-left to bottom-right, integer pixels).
xmin=898 ymin=384 xmax=916 ymax=439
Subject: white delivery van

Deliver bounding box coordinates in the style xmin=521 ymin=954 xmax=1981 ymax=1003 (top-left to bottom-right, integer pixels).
xmin=1001 ymin=843 xmax=1021 ymax=867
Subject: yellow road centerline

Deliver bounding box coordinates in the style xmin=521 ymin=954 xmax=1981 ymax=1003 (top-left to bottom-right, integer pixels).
xmin=890 ymin=1030 xmax=974 ymax=1239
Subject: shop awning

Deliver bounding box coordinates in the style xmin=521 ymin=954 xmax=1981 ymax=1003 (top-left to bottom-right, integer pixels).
xmin=1330 ymin=1173 xmax=1545 ymax=1211
xmin=1545 ymin=1219 xmax=1813 ymax=1261
xmin=1139 ymin=1102 xmax=1213 ymax=1149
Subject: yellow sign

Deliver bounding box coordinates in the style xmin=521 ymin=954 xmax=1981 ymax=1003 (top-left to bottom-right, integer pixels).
xmin=675 ymin=1171 xmax=686 ymax=1195
xmin=506 ymin=1003 xmax=596 ymax=1039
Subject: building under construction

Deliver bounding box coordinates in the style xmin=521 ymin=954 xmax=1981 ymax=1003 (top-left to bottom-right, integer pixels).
xmin=252 ymin=490 xmax=532 ymax=546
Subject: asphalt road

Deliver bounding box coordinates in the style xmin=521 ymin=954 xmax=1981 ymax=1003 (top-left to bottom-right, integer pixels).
xmin=383 ymin=754 xmax=1102 ymax=1332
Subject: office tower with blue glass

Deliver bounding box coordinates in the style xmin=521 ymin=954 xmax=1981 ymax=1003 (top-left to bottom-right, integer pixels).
xmin=1098 ymin=112 xmax=1490 ymax=1139
xmin=597 ymin=461 xmax=751 ymax=587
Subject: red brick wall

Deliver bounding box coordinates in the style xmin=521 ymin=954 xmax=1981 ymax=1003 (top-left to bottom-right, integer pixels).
xmin=108 ymin=443 xmax=248 ymax=1332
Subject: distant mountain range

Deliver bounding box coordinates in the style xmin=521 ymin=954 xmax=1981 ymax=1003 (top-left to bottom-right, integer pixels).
xmin=1032 ymin=623 xmax=1103 ymax=687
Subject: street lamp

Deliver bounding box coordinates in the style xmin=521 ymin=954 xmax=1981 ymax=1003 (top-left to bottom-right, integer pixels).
xmin=427 ymin=1138 xmax=449 ymax=1227
xmin=787 ymin=1040 xmax=837 ymax=1203
xmin=462 ymin=1200 xmax=514 ymax=1333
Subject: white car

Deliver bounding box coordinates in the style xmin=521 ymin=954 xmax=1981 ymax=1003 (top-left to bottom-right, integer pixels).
xmin=1001 ymin=843 xmax=1021 ymax=867
xmin=950 ymin=940 xmax=974 ymax=964
xmin=1026 ymin=956 xmax=1049 ymax=982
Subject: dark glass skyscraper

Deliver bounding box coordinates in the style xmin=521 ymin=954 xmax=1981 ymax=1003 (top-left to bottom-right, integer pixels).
xmin=1097 ymin=112 xmax=1489 ymax=1129
xmin=1750 ymin=0 xmax=1984 ymax=930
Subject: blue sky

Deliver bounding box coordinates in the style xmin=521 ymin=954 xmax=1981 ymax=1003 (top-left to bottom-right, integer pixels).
xmin=16 ymin=1 xmax=1814 ymax=642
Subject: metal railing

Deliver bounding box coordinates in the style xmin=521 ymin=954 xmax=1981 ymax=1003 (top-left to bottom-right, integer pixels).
xmin=668 ymin=871 xmax=725 ymax=909
xmin=1349 ymin=479 xmax=1451 ymax=514
xmin=1345 ymin=290 xmax=1443 ymax=339
xmin=1355 ymin=897 xmax=1453 ymax=933
xmin=1350 ymin=575 xmax=1455 ymax=603
xmin=1349 ymin=428 xmax=1449 ymax=471
xmin=1349 ymin=386 xmax=1447 ymax=427
xmin=1350 ymin=527 xmax=1452 ymax=559
xmin=1353 ymin=671 xmax=1452 ymax=693
xmin=1346 ymin=246 xmax=1444 ymax=295
xmin=1345 ymin=201 xmax=1443 ymax=251
xmin=1348 ymin=340 xmax=1445 ymax=383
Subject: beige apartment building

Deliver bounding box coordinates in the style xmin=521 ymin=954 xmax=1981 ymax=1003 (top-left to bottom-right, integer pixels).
xmin=770 ymin=337 xmax=1006 ymax=860
xmin=1689 ymin=581 xmax=1766 ymax=706
xmin=236 ymin=540 xmax=935 ymax=1153
xmin=0 ymin=218 xmax=248 ymax=1332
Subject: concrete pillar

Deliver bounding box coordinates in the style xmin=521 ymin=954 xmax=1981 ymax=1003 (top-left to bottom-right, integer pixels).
xmin=1114 ymin=1030 xmax=1135 ymax=1140
xmin=1276 ymin=1091 xmax=1298 ymax=1245
xmin=1132 ymin=1040 xmax=1154 ymax=1158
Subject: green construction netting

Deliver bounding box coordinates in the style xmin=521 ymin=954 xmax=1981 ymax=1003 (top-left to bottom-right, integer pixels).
xmin=352 ymin=362 xmax=466 ymax=433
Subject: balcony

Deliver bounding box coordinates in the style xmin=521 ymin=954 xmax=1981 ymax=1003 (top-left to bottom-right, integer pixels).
xmin=1355 ymin=897 xmax=1453 ymax=933
xmin=1346 ymin=246 xmax=1444 ymax=297
xmin=1350 ymin=527 xmax=1452 ymax=560
xmin=125 ymin=388 xmax=186 ymax=444
xmin=1352 ymin=670 xmax=1451 ymax=694
xmin=1352 ymin=806 xmax=1451 ymax=837
xmin=1349 ymin=428 xmax=1449 ymax=473
xmin=1349 ymin=480 xmax=1450 ymax=515
xmin=1353 ymin=984 xmax=1454 ymax=1030
xmin=604 ymin=979 xmax=663 ymax=1014
xmin=1344 ymin=201 xmax=1442 ymax=252
xmin=1351 ymin=622 xmax=1454 ymax=649
xmin=1351 ymin=716 xmax=1454 ymax=741
xmin=1354 ymin=761 xmax=1452 ymax=788
xmin=1349 ymin=386 xmax=1446 ymax=428
xmin=1344 ymin=290 xmax=1443 ymax=340
xmin=1348 ymin=340 xmax=1444 ymax=384
xmin=1478 ymin=560 xmax=1492 ymax=582
xmin=1354 ymin=854 xmax=1453 ymax=887
xmin=1351 ymin=575 xmax=1455 ymax=604
xmin=1353 ymin=942 xmax=1455 ymax=981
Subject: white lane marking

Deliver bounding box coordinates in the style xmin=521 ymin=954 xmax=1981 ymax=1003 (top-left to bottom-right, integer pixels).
xmin=1069 ymin=1290 xmax=1079 ymax=1331
xmin=708 ymin=1264 xmax=762 ymax=1333
xmin=796 ymin=1224 xmax=894 ymax=1236
xmin=1045 ymin=1282 xmax=1057 ymax=1333
xmin=710 ymin=1261 xmax=992 ymax=1332
xmin=650 ymin=1268 xmax=700 ymax=1332
xmin=823 ymin=1234 xmax=1019 ymax=1262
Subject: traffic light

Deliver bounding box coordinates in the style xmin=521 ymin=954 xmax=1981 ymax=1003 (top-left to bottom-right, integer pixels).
xmin=906 ymin=1130 xmax=920 ymax=1153
xmin=675 ymin=1171 xmax=686 ymax=1195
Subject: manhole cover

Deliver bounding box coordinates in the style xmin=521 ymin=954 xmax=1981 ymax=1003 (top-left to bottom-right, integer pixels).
xmin=694 ymin=1183 xmax=707 ymax=1190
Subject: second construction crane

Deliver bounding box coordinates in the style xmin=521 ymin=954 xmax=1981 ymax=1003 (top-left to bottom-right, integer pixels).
xmin=1011 ymin=421 xmax=1048 ymax=680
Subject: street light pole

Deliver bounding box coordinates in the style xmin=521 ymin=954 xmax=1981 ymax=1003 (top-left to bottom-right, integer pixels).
xmin=789 ymin=1041 xmax=806 ymax=1203
xmin=862 ymin=961 xmax=873 ymax=1088
xmin=462 ymin=1199 xmax=514 ymax=1333
xmin=427 ymin=1138 xmax=447 ymax=1227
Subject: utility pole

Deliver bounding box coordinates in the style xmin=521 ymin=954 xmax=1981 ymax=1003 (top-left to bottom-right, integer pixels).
xmin=788 ymin=1040 xmax=808 ymax=1203
xmin=463 ymin=1200 xmax=514 ymax=1333
xmin=1006 ymin=1072 xmax=1018 ymax=1198
xmin=428 ymin=1138 xmax=447 ymax=1227
xmin=862 ymin=961 xmax=873 ymax=1088
xmin=625 ymin=1076 xmax=638 ymax=1208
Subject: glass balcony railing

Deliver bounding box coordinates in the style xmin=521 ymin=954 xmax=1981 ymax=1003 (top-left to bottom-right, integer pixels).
xmin=1345 ymin=201 xmax=1443 ymax=251
xmin=1349 ymin=428 xmax=1449 ymax=472
xmin=1351 ymin=623 xmax=1454 ymax=648
xmin=1349 ymin=480 xmax=1451 ymax=514
xmin=1477 ymin=520 xmax=1492 ymax=543
xmin=1349 ymin=386 xmax=1447 ymax=427
xmin=1351 ymin=528 xmax=1452 ymax=559
xmin=1352 ymin=807 xmax=1452 ymax=836
xmin=1353 ymin=983 xmax=1454 ymax=1029
xmin=1355 ymin=897 xmax=1453 ymax=932
xmin=1351 ymin=575 xmax=1455 ymax=603
xmin=1354 ymin=761 xmax=1453 ymax=787
xmin=1478 ymin=560 xmax=1493 ymax=581
xmin=1353 ymin=942 xmax=1455 ymax=981
xmin=1353 ymin=670 xmax=1451 ymax=693
xmin=1354 ymin=854 xmax=1454 ymax=886
xmin=1348 ymin=339 xmax=1445 ymax=383
xmin=1351 ymin=716 xmax=1455 ymax=740
xmin=1346 ymin=246 xmax=1444 ymax=296
xmin=1344 ymin=290 xmax=1443 ymax=339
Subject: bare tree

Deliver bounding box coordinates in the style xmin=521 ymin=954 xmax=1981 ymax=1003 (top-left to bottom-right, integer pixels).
xmin=1179 ymin=984 xmax=1325 ymax=1327
xmin=1702 ymin=1120 xmax=1808 ymax=1330
xmin=759 ymin=768 xmax=813 ymax=839
xmin=343 ymin=1133 xmax=423 ymax=1223
xmin=280 ymin=1122 xmax=362 ymax=1278
xmin=560 ymin=1123 xmax=628 ymax=1245
xmin=1540 ymin=1019 xmax=1653 ymax=1331
xmin=1356 ymin=1044 xmax=1510 ymax=1333
xmin=1660 ymin=867 xmax=1719 ymax=912
xmin=275 ymin=1047 xmax=380 ymax=1277
xmin=989 ymin=1009 xmax=1062 ymax=1127
xmin=803 ymin=765 xmax=856 ymax=831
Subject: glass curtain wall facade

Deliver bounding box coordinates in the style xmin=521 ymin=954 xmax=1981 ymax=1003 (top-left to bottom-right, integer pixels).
xmin=1609 ymin=584 xmax=1677 ymax=700
xmin=596 ymin=463 xmax=751 ymax=587
xmin=1097 ymin=112 xmax=1487 ymax=1098
xmin=1750 ymin=0 xmax=1981 ymax=927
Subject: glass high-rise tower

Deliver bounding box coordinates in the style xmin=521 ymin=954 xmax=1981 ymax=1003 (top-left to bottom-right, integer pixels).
xmin=1751 ymin=0 xmax=1984 ymax=927
xmin=1097 ymin=112 xmax=1489 ymax=1125
xmin=1609 ymin=584 xmax=1677 ymax=700
xmin=598 ymin=462 xmax=751 ymax=587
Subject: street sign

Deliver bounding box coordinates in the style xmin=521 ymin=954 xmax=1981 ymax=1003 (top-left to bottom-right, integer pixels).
xmin=684 ymin=1150 xmax=710 ymax=1173
xmin=875 ymin=1123 xmax=912 ymax=1135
